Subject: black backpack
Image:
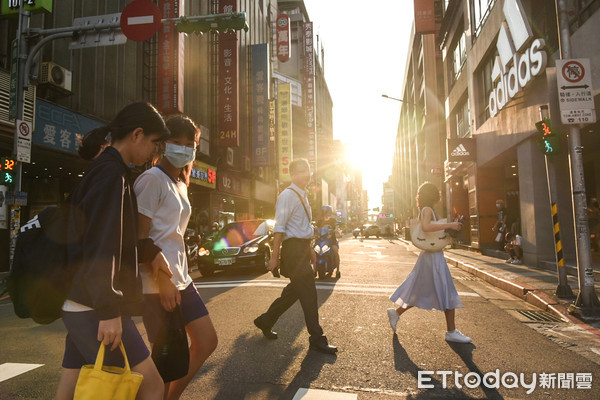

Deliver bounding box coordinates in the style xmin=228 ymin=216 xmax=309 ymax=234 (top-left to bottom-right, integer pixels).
xmin=7 ymin=202 xmax=75 ymax=324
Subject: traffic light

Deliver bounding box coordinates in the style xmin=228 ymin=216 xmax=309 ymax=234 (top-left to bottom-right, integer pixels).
xmin=535 ymin=118 xmax=560 ymax=157
xmin=0 ymin=157 xmax=17 ymax=186
xmin=176 ymin=12 xmax=249 ymax=35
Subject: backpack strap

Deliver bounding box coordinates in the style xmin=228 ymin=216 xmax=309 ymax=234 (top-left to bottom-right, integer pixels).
xmin=287 ymin=187 xmax=311 ymax=221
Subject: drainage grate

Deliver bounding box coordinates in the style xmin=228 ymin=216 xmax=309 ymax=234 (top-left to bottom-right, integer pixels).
xmin=515 ymin=309 xmax=564 ymax=323
xmin=454 ymin=276 xmax=479 ymax=281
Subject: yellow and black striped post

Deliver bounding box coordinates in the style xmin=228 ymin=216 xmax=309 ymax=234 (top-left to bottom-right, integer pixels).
xmin=552 ymin=203 xmax=564 ymax=269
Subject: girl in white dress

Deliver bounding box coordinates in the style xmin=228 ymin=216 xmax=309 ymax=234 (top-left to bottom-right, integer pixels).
xmin=387 ymin=182 xmax=471 ymax=343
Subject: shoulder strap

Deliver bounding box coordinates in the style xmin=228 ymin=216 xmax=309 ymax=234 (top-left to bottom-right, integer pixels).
xmin=287 ymin=188 xmax=311 ymax=221
xmin=419 ymin=207 xmax=438 ymax=221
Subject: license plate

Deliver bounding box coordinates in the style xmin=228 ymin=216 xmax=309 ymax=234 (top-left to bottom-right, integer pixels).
xmin=216 ymin=257 xmax=234 ymax=266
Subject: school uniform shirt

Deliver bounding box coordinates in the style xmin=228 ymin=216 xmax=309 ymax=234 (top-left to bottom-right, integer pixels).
xmin=274 ymin=183 xmax=314 ymax=240
xmin=66 ymin=146 xmax=142 ymax=320
xmin=134 ymin=166 xmax=193 ymax=293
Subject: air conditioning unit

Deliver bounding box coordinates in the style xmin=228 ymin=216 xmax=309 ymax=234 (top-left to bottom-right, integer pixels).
xmin=40 ymin=62 xmax=72 ymax=92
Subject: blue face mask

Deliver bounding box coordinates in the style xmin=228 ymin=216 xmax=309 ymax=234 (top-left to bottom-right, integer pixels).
xmin=164 ymin=143 xmax=196 ymax=168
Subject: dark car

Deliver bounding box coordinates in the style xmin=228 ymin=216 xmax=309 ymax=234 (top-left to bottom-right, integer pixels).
xmin=197 ymin=219 xmax=274 ymax=277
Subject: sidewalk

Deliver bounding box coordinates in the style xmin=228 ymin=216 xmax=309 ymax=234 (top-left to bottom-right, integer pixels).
xmin=396 ymin=238 xmax=600 ymax=335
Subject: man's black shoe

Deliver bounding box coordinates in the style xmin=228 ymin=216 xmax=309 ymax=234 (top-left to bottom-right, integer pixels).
xmin=309 ymin=342 xmax=338 ymax=354
xmin=254 ymin=317 xmax=277 ymax=339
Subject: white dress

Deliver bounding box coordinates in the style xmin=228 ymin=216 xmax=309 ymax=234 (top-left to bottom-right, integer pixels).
xmin=390 ymin=209 xmax=463 ymax=311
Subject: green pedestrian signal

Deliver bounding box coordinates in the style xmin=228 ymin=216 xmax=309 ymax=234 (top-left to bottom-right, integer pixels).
xmin=535 ymin=118 xmax=560 ymax=157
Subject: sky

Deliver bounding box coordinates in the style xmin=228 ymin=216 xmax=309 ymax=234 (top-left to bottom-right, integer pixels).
xmin=302 ymin=0 xmax=415 ymax=209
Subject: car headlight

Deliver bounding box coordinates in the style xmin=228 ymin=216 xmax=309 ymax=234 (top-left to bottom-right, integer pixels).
xmin=198 ymin=248 xmax=210 ymax=256
xmin=243 ymin=245 xmax=259 ymax=253
xmin=322 ymin=245 xmax=330 ymax=253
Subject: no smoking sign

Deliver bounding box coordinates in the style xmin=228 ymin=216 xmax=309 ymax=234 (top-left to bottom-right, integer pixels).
xmin=557 ymin=58 xmax=596 ymax=125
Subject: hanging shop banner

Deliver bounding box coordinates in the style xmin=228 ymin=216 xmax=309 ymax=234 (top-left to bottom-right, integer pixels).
xmin=219 ymin=0 xmax=240 ymax=147
xmin=303 ymin=22 xmax=316 ymax=169
xmin=34 ymin=99 xmax=104 ymax=154
xmin=157 ymin=0 xmax=184 ymax=114
xmin=276 ymin=14 xmax=291 ymax=62
xmin=414 ymin=0 xmax=435 ymax=34
xmin=190 ymin=160 xmax=217 ymax=189
xmin=251 ymin=43 xmax=270 ymax=166
xmin=1 ymin=0 xmax=52 ymax=15
xmin=447 ymin=138 xmax=476 ymax=162
xmin=277 ymin=83 xmax=292 ymax=183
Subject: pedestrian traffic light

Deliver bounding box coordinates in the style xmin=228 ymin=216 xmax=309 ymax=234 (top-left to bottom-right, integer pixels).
xmin=0 ymin=157 xmax=17 ymax=186
xmin=535 ymin=118 xmax=560 ymax=157
xmin=176 ymin=12 xmax=249 ymax=35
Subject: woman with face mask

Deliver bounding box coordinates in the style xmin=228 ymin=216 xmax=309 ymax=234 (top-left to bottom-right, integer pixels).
xmin=134 ymin=115 xmax=217 ymax=399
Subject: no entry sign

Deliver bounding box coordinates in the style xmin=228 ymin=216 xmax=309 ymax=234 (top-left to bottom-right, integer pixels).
xmin=120 ymin=0 xmax=162 ymax=42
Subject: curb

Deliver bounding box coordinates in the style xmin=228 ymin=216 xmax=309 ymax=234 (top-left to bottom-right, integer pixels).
xmin=444 ymin=254 xmax=595 ymax=328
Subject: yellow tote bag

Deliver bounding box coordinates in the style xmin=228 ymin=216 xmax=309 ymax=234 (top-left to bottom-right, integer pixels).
xmin=74 ymin=342 xmax=143 ymax=400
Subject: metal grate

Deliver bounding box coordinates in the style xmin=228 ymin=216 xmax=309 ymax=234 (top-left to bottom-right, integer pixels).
xmin=515 ymin=309 xmax=564 ymax=323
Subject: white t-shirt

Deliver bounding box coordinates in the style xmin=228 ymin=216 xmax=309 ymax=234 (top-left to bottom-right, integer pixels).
xmin=134 ymin=167 xmax=192 ymax=293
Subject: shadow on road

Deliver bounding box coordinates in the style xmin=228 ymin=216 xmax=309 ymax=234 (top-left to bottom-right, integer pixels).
xmin=447 ymin=342 xmax=505 ymax=399
xmin=279 ymin=351 xmax=337 ymax=399
xmin=392 ymin=334 xmax=488 ymax=399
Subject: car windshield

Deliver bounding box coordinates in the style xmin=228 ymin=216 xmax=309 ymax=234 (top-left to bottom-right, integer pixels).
xmin=214 ymin=220 xmax=273 ymax=247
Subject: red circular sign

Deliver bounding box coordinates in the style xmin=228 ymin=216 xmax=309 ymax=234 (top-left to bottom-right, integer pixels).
xmin=120 ymin=0 xmax=162 ymax=42
xmin=562 ymin=60 xmax=585 ymax=83
xmin=18 ymin=122 xmax=30 ymax=136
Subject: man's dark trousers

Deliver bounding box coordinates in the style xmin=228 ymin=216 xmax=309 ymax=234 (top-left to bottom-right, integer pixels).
xmin=259 ymin=238 xmax=324 ymax=342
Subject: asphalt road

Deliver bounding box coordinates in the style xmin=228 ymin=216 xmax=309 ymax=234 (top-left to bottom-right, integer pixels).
xmin=1 ymin=236 xmax=600 ymax=399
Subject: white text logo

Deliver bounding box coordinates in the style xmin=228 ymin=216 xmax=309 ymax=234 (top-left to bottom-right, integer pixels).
xmin=489 ymin=0 xmax=547 ymax=117
xmin=451 ymin=144 xmax=470 ymax=157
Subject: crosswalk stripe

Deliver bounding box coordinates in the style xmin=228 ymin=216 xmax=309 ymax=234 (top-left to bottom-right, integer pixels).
xmin=292 ymin=388 xmax=357 ymax=399
xmin=0 ymin=363 xmax=44 ymax=383
xmin=195 ymin=279 xmax=480 ymax=298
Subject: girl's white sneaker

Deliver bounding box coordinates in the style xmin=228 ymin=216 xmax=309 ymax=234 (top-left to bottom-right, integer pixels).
xmin=445 ymin=329 xmax=472 ymax=343
xmin=387 ymin=308 xmax=399 ymax=331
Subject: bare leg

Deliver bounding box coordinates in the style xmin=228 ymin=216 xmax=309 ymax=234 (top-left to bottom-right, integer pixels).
xmin=395 ymin=305 xmax=413 ymax=316
xmin=167 ymin=315 xmax=218 ymax=400
xmin=132 ymin=356 xmax=165 ymax=400
xmin=54 ymin=368 xmax=79 ymax=400
xmin=444 ymin=309 xmax=456 ymax=331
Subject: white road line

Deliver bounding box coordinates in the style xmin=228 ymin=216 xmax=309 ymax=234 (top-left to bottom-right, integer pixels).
xmin=195 ymin=280 xmax=480 ymax=298
xmin=293 ymin=388 xmax=357 ymax=400
xmin=0 ymin=363 xmax=44 ymax=383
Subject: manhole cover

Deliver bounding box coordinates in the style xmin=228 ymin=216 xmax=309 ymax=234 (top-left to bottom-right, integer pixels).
xmin=515 ymin=309 xmax=564 ymax=323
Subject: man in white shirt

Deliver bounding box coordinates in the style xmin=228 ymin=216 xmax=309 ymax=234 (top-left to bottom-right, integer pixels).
xmin=254 ymin=159 xmax=338 ymax=354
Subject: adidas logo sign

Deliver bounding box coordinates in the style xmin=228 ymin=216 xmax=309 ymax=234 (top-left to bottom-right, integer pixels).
xmin=451 ymin=144 xmax=470 ymax=157
xmin=488 ymin=0 xmax=547 ymax=117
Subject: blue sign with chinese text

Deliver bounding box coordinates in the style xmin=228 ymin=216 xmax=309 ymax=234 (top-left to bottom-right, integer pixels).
xmin=34 ymin=99 xmax=104 ymax=154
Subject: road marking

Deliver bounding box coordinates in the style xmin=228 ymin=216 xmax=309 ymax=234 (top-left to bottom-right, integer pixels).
xmin=293 ymin=388 xmax=357 ymax=399
xmin=195 ymin=279 xmax=480 ymax=298
xmin=351 ymin=251 xmax=388 ymax=259
xmin=0 ymin=363 xmax=44 ymax=383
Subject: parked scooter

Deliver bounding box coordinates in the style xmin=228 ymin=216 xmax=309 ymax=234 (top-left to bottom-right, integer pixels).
xmin=313 ymin=226 xmax=340 ymax=279
xmin=185 ymin=228 xmax=201 ymax=272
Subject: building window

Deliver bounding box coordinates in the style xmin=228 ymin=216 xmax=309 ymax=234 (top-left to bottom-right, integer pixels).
xmin=454 ymin=97 xmax=471 ymax=138
xmin=449 ymin=27 xmax=467 ymax=87
xmin=471 ymin=0 xmax=497 ymax=38
xmin=477 ymin=51 xmax=496 ymax=126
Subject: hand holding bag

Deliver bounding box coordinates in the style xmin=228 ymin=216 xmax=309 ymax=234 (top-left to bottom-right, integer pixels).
xmin=74 ymin=342 xmax=143 ymax=400
xmin=410 ymin=207 xmax=451 ymax=252
xmin=151 ymin=305 xmax=190 ymax=383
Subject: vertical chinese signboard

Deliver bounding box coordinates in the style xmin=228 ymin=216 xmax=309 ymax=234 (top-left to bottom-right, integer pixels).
xmin=276 ymin=14 xmax=290 ymax=62
xmin=303 ymin=22 xmax=316 ymax=170
xmin=158 ymin=0 xmax=184 ymax=114
xmin=252 ymin=44 xmax=270 ymax=166
xmin=277 ymin=83 xmax=292 ymax=183
xmin=414 ymin=0 xmax=436 ymax=35
xmin=219 ymin=0 xmax=240 ymax=147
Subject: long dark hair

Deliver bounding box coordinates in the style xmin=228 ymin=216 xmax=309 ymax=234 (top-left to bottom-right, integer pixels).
xmin=416 ymin=182 xmax=440 ymax=210
xmin=165 ymin=115 xmax=200 ymax=186
xmin=78 ymin=102 xmax=169 ymax=161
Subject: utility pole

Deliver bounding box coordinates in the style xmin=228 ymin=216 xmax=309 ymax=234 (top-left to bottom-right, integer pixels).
xmin=555 ymin=0 xmax=600 ymax=317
